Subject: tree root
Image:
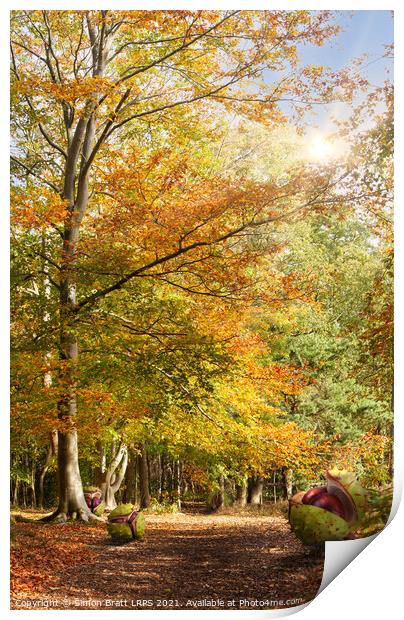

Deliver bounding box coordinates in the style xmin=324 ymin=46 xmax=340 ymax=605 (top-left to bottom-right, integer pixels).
xmin=39 ymin=509 xmax=105 ymax=524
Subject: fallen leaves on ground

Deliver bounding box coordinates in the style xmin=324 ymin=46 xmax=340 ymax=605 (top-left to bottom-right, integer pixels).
xmin=10 ymin=510 xmax=324 ymax=610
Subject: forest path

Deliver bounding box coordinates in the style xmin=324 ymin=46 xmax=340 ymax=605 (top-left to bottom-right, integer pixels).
xmin=11 ymin=511 xmax=324 ymax=610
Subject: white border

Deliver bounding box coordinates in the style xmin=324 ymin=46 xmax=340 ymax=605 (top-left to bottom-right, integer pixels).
xmin=2 ymin=2 xmax=402 ymax=619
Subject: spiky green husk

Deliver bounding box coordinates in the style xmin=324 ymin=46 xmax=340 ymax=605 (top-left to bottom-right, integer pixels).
xmin=107 ymin=522 xmax=133 ymax=542
xmin=134 ymin=513 xmax=146 ymax=539
xmin=327 ymin=469 xmax=367 ymax=524
xmin=94 ymin=501 xmax=105 ymax=516
xmin=84 ymin=486 xmax=101 ymax=494
xmin=108 ymin=503 xmax=134 ymax=519
xmin=290 ymin=502 xmax=350 ymax=545
xmin=107 ymin=505 xmax=146 ymax=542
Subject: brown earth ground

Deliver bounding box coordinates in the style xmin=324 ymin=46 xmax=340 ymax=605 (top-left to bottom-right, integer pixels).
xmin=10 ymin=506 xmax=324 ymax=611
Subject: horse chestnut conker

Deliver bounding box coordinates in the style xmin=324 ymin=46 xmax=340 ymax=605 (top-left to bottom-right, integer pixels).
xmin=311 ymin=492 xmax=346 ymax=519
xmin=302 ymin=486 xmax=327 ymax=505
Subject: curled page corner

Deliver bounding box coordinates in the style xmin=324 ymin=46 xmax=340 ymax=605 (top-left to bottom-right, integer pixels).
xmin=319 ymin=534 xmax=378 ymax=594
xmin=257 ymin=535 xmax=379 ymax=619
xmin=317 ymin=477 xmax=402 ymax=595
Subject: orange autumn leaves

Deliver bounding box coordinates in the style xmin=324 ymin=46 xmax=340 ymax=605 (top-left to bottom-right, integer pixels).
xmin=11 ymin=521 xmax=100 ymax=598
xmin=11 ymin=187 xmax=68 ymax=230
xmin=11 ymin=10 xmax=387 ymax=488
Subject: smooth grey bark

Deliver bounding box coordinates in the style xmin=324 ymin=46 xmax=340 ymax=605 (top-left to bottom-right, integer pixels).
xmin=248 ymin=476 xmax=264 ymax=505
xmin=123 ymin=449 xmax=137 ymax=504
xmin=49 ymin=15 xmax=110 ymax=522
xmin=98 ymin=443 xmax=128 ymax=510
xmin=56 ymin=430 xmax=90 ymax=520
xmin=176 ymin=459 xmax=182 ymax=509
xmin=13 ymin=479 xmax=19 ymax=506
xmin=38 ymin=431 xmax=58 ymax=509
xmin=284 ymin=468 xmax=293 ymax=499
xmin=138 ymin=444 xmax=150 ymax=509
xmin=211 ymin=474 xmax=225 ymax=511
xmin=157 ymin=453 xmax=162 ymax=500
xmin=160 ymin=453 xmax=166 ymax=501
xmin=234 ymin=476 xmax=248 ymax=508
xmin=30 ymin=460 xmax=36 ymax=507
xmin=38 ymin=234 xmax=57 ymax=510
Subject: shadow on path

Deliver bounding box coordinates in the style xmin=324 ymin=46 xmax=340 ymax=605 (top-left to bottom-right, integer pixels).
xmin=50 ymin=513 xmax=324 ymax=610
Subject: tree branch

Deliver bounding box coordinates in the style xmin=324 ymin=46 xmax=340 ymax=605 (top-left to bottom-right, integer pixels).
xmin=74 ymin=170 xmax=351 ymax=312
xmin=11 ymin=156 xmax=61 ymax=193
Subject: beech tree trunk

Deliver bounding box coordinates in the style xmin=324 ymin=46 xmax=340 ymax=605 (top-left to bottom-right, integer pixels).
xmin=54 ymin=284 xmax=91 ymax=520
xmin=211 ymin=474 xmax=225 ymax=511
xmin=46 ymin=15 xmax=111 ymax=523
xmin=123 ymin=449 xmax=137 ymax=504
xmin=248 ymin=476 xmax=264 ymax=505
xmin=98 ymin=443 xmax=128 ymax=510
xmin=160 ymin=453 xmax=166 ymax=500
xmin=284 ymin=468 xmax=293 ymax=499
xmin=38 ymin=431 xmax=58 ymax=509
xmin=157 ymin=453 xmax=162 ymax=500
xmin=30 ymin=459 xmax=37 ymax=508
xmin=138 ymin=444 xmax=150 ymax=509
xmin=56 ymin=430 xmax=90 ymax=520
xmin=234 ymin=476 xmax=248 ymax=508
xmin=176 ymin=459 xmax=182 ymax=509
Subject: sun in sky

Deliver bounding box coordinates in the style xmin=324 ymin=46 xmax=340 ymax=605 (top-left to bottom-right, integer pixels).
xmin=305 ymin=133 xmax=350 ymax=163
xmin=307 ymin=135 xmax=334 ymax=162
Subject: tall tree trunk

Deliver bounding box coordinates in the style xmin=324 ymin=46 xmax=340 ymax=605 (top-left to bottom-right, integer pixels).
xmin=134 ymin=457 xmax=139 ymax=506
xmin=248 ymin=476 xmax=264 ymax=505
xmin=234 ymin=476 xmax=248 ymax=508
xmin=56 ymin=429 xmax=90 ymax=520
xmin=170 ymin=459 xmax=175 ymax=498
xmin=138 ymin=444 xmax=150 ymax=509
xmin=30 ymin=459 xmax=37 ymax=508
xmin=55 ymin=300 xmax=91 ymax=520
xmin=38 ymin=431 xmax=58 ymax=509
xmin=49 ymin=15 xmax=110 ymax=522
xmin=38 ymin=234 xmax=57 ymax=510
xmin=123 ymin=449 xmax=137 ymax=504
xmin=157 ymin=453 xmax=162 ymax=500
xmin=176 ymin=459 xmax=182 ymax=509
xmin=13 ymin=479 xmax=19 ymax=507
xmin=98 ymin=443 xmax=128 ymax=510
xmin=211 ymin=474 xmax=225 ymax=511
xmin=160 ymin=453 xmax=166 ymax=501
xmin=283 ymin=468 xmax=294 ymax=499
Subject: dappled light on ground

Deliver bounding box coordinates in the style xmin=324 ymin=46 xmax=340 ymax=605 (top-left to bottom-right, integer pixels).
xmin=11 ymin=511 xmax=324 ymax=610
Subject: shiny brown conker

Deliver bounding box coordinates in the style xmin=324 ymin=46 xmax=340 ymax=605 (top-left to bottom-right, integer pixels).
xmin=311 ymin=492 xmax=346 ymax=519
xmin=302 ymin=486 xmax=328 ymax=505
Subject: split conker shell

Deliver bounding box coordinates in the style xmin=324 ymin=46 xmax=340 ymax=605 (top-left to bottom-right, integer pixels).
xmin=107 ymin=504 xmax=146 ymax=542
xmin=289 ymin=498 xmax=350 ymax=544
xmin=288 ymin=469 xmax=368 ymax=545
xmin=311 ymin=492 xmax=346 ymax=519
xmin=326 ymin=469 xmax=367 ymax=525
xmin=302 ymin=486 xmax=328 ymax=505
xmin=94 ymin=501 xmax=105 ymax=516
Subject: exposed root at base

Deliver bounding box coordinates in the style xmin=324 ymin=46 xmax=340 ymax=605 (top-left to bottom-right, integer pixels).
xmin=39 ymin=509 xmax=104 ymax=524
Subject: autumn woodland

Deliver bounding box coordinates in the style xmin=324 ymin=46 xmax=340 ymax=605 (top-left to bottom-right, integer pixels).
xmin=10 ymin=10 xmax=393 ymax=609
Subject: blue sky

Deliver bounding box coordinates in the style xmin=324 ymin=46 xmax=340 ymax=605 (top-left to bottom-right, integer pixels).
xmin=299 ymin=11 xmax=393 ymax=85
xmin=292 ymin=10 xmax=393 ymax=131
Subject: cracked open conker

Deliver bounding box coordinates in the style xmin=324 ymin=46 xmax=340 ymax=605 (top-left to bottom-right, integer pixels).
xmin=301 ymin=486 xmax=327 ymax=505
